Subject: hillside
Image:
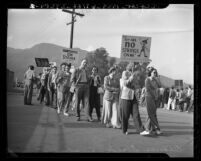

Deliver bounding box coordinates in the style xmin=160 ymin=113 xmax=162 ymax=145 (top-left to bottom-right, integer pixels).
xmin=7 ymin=43 xmax=191 ymax=88
xmin=7 ymin=43 xmax=88 ymax=82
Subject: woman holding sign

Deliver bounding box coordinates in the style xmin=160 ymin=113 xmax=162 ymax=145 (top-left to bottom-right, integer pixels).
xmin=120 ymin=63 xmax=144 ymax=135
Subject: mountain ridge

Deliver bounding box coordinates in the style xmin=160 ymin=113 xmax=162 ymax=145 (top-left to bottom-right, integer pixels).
xmin=7 ymin=43 xmax=191 ymax=88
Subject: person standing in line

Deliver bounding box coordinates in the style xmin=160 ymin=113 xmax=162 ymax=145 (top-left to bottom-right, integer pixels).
xmin=56 ymin=62 xmax=67 ymax=114
xmin=64 ymin=70 xmax=76 ymax=116
xmin=36 ymin=73 xmax=42 ymax=99
xmin=167 ymin=86 xmax=176 ymax=110
xmin=42 ymin=67 xmax=51 ymax=106
xmin=158 ymin=87 xmax=165 ymax=108
xmin=178 ymin=88 xmax=185 ymax=112
xmin=118 ymin=77 xmax=124 ymax=125
xmin=63 ymin=63 xmax=72 ymax=116
xmin=187 ymin=88 xmax=194 ymax=113
xmin=24 ymin=65 xmax=36 ymax=105
xmin=140 ymin=67 xmax=163 ymax=136
xmin=162 ymin=88 xmax=169 ymax=110
xmin=101 ymin=66 xmax=120 ymax=128
xmin=185 ymin=85 xmax=192 ymax=112
xmin=140 ymin=85 xmax=146 ymax=107
xmin=37 ymin=67 xmax=47 ymax=104
xmin=47 ymin=66 xmax=58 ymax=109
xmin=89 ymin=66 xmax=101 ymax=121
xmin=71 ymin=59 xmax=91 ymax=121
xmin=183 ymin=87 xmax=188 ymax=111
xmin=175 ymin=88 xmax=180 ymax=111
xmin=120 ymin=63 xmax=144 ymax=135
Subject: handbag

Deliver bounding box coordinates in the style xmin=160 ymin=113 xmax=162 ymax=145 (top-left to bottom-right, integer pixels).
xmin=97 ymin=86 xmax=104 ymax=94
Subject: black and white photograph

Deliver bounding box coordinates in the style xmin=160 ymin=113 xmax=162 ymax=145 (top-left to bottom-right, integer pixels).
xmin=6 ymin=4 xmax=195 ymax=158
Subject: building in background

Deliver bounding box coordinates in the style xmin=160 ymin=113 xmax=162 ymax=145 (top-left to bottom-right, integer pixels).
xmin=7 ymin=69 xmax=15 ymax=91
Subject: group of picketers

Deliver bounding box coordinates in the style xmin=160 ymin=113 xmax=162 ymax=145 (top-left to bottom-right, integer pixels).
xmin=23 ymin=59 xmax=194 ymax=136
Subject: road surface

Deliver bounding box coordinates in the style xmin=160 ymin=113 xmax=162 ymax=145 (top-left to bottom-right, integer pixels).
xmin=7 ymin=92 xmax=193 ymax=157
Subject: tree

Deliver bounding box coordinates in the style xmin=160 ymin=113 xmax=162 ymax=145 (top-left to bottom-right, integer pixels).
xmin=108 ymin=57 xmax=116 ymax=68
xmin=85 ymin=47 xmax=109 ymax=84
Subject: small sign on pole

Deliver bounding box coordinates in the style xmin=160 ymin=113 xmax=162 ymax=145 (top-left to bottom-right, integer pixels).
xmin=120 ymin=35 xmax=152 ymax=63
xmin=62 ymin=48 xmax=78 ymax=65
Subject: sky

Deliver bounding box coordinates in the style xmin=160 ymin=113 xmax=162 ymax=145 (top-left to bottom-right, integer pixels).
xmin=7 ymin=4 xmax=194 ymax=84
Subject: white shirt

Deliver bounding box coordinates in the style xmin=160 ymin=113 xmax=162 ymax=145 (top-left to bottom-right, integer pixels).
xmin=51 ymin=73 xmax=57 ymax=84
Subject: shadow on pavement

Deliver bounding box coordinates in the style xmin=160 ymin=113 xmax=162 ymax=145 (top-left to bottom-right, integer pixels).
xmin=160 ymin=130 xmax=193 ymax=137
xmin=7 ymin=95 xmax=44 ymax=152
xmin=63 ymin=122 xmax=105 ymax=128
xmin=159 ymin=121 xmax=192 ymax=124
xmin=161 ymin=125 xmax=193 ymax=130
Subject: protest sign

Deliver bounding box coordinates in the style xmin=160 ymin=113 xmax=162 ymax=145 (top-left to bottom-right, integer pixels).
xmin=35 ymin=58 xmax=49 ymax=67
xmin=62 ymin=48 xmax=78 ymax=65
xmin=121 ymin=35 xmax=151 ymax=63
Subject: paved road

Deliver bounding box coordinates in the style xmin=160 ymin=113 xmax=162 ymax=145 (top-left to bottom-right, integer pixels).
xmin=7 ymin=92 xmax=193 ymax=157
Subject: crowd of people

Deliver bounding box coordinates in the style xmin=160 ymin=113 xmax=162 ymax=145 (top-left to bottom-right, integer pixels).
xmin=140 ymin=85 xmax=194 ymax=113
xmin=23 ymin=59 xmax=194 ymax=136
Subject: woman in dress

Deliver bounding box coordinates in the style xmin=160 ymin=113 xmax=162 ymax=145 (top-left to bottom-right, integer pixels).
xmin=101 ymin=66 xmax=121 ymax=128
xmin=140 ymin=67 xmax=163 ymax=135
xmin=63 ymin=63 xmax=72 ymax=116
xmin=56 ymin=62 xmax=68 ymax=114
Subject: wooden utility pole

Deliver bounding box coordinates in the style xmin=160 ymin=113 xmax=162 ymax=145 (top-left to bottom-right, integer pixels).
xmin=62 ymin=9 xmax=84 ymax=49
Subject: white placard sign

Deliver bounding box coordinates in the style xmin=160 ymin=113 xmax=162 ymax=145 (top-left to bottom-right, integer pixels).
xmin=62 ymin=49 xmax=78 ymax=65
xmin=121 ymin=35 xmax=151 ymax=62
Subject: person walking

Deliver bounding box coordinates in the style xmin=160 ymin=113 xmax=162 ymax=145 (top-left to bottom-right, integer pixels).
xmin=44 ymin=67 xmax=51 ymax=106
xmin=37 ymin=67 xmax=48 ymax=104
xmin=89 ymin=66 xmax=101 ymax=121
xmin=187 ymin=88 xmax=194 ymax=113
xmin=178 ymin=88 xmax=186 ymax=112
xmin=163 ymin=88 xmax=170 ymax=109
xmin=185 ymin=85 xmax=193 ymax=112
xmin=167 ymin=86 xmax=176 ymax=110
xmin=175 ymin=89 xmax=180 ymax=111
xmin=63 ymin=63 xmax=72 ymax=116
xmin=24 ymin=65 xmax=36 ymax=105
xmin=101 ymin=66 xmax=120 ymax=128
xmin=120 ymin=63 xmax=144 ymax=135
xmin=140 ymin=67 xmax=163 ymax=136
xmin=56 ymin=62 xmax=68 ymax=114
xmin=71 ymin=59 xmax=91 ymax=121
xmin=47 ymin=66 xmax=58 ymax=109
xmin=140 ymin=86 xmax=146 ymax=107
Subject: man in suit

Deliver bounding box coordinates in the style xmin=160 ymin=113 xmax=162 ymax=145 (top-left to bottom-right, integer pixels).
xmin=71 ymin=59 xmax=91 ymax=121
xmin=47 ymin=66 xmax=58 ymax=108
xmin=24 ymin=65 xmax=36 ymax=105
